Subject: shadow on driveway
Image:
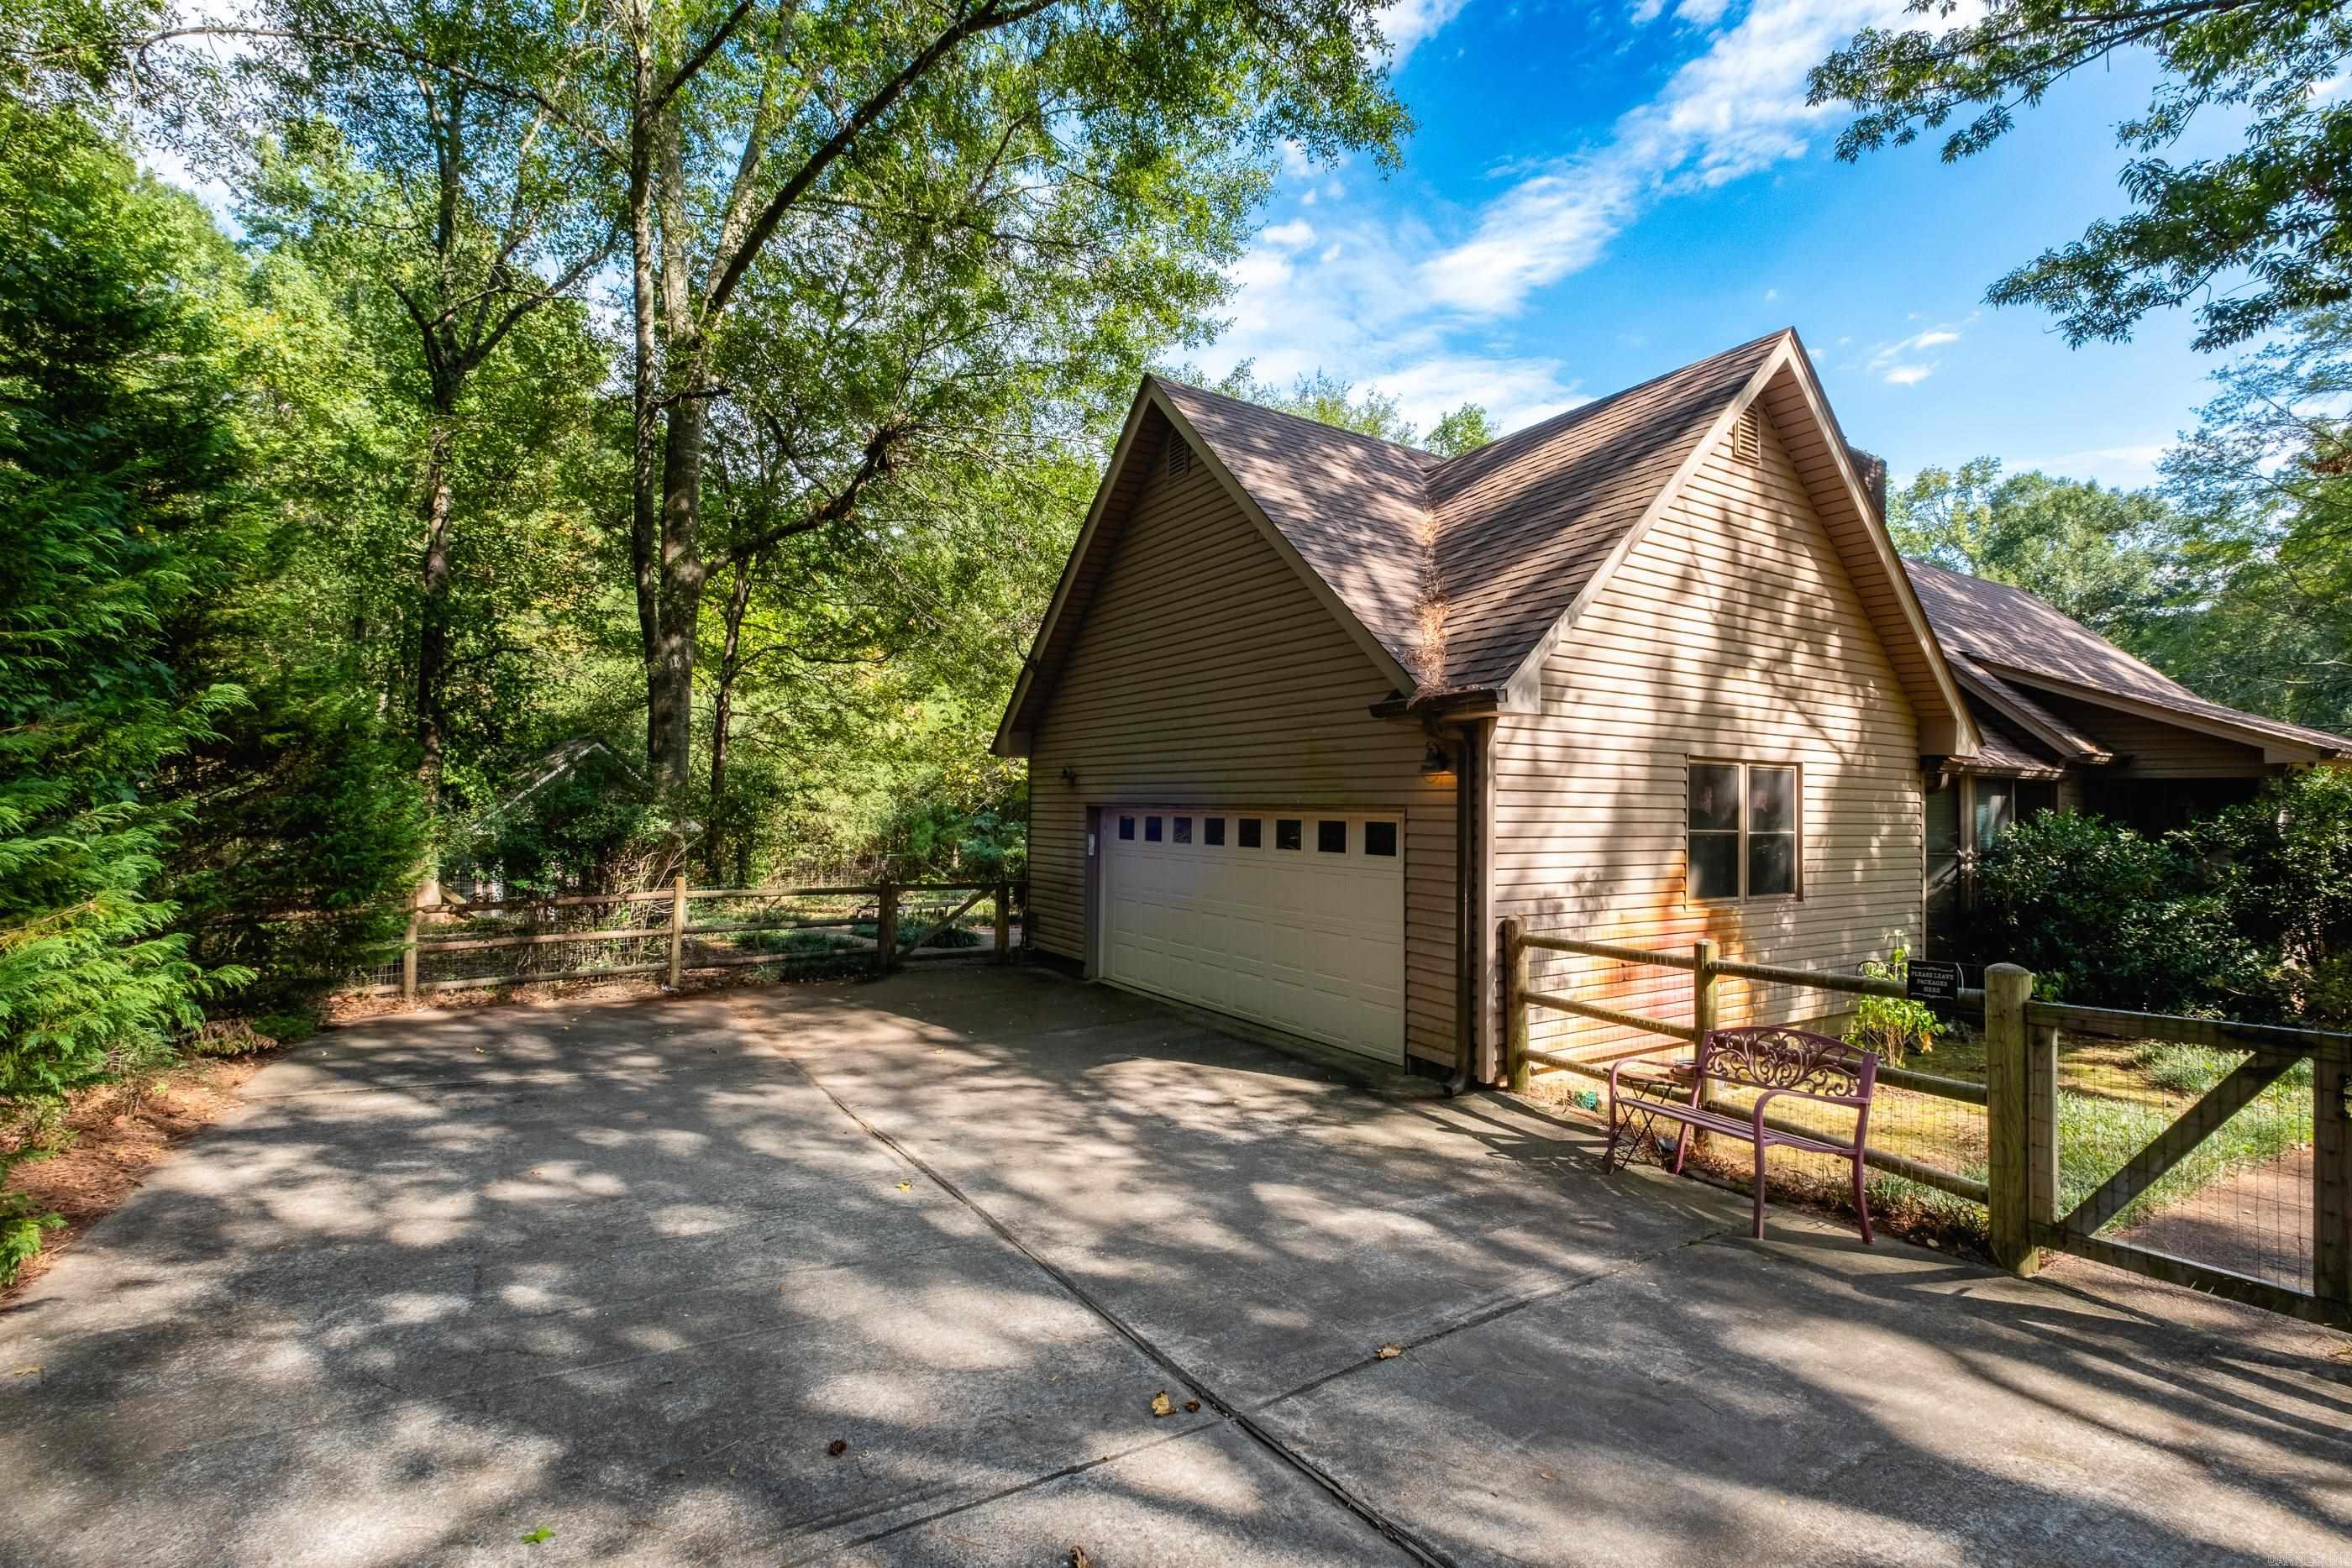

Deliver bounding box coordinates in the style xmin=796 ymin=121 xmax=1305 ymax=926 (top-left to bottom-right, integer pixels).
xmin=3 ymin=966 xmax=2347 ymax=1566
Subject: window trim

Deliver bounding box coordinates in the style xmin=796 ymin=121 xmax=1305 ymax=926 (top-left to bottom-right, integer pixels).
xmin=1686 ymin=758 xmax=1803 ymax=905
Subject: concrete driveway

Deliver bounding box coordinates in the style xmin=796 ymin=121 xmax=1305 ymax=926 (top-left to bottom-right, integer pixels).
xmin=3 ymin=968 xmax=2348 ymax=1567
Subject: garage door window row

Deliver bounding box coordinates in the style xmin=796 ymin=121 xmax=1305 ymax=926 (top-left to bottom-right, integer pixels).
xmin=1116 ymin=814 xmax=1399 ymax=857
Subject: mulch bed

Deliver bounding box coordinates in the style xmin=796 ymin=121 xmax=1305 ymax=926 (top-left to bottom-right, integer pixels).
xmin=2 ymin=1055 xmax=270 ymax=1303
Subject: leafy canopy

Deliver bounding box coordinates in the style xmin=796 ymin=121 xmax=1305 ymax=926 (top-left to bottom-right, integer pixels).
xmin=1809 ymin=0 xmax=2352 ymax=349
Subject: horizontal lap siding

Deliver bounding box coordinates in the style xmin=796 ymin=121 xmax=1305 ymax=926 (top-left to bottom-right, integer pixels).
xmin=1495 ymin=416 xmax=1923 ymax=1057
xmin=2034 ymin=691 xmax=2269 ymax=778
xmin=1027 ymin=453 xmax=1459 ymax=1066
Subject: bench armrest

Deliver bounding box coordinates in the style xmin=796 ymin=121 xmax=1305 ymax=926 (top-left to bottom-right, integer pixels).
xmin=1749 ymin=1085 xmax=1870 ymax=1148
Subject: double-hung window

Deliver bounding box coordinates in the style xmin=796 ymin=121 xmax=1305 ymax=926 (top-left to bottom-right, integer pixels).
xmin=1688 ymin=761 xmax=1800 ymax=903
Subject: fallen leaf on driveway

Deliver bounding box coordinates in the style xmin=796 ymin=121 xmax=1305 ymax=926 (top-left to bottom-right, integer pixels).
xmin=895 ymin=1181 xmax=911 ymax=1192
xmin=10 ymin=1365 xmax=39 ymax=1377
xmin=827 ymin=1438 xmax=848 ymax=1456
xmin=1376 ymin=1344 xmax=1402 ymax=1360
xmin=1184 ymin=1399 xmax=1200 ymax=1413
xmin=1149 ymin=1390 xmax=1173 ymax=1418
xmin=521 ymin=1527 xmax=554 ymax=1544
xmin=1071 ymin=1549 xmax=1093 ymax=1568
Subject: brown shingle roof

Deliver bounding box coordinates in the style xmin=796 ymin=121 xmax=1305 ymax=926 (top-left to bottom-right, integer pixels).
xmin=1152 ymin=330 xmax=1785 ymax=693
xmin=1907 ymin=560 xmax=2352 ymax=758
xmin=1153 ymin=380 xmax=1436 ymax=681
xmin=1425 ymin=332 xmax=1784 ymax=689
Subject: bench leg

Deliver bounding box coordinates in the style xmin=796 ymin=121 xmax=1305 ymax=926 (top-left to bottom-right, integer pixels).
xmin=1751 ymin=1140 xmax=1768 ymax=1240
xmin=1851 ymin=1152 xmax=1874 ymax=1245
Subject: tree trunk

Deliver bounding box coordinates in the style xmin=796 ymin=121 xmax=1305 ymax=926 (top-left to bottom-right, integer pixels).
xmin=415 ymin=420 xmax=454 ymax=797
xmin=648 ymin=385 xmax=708 ymax=789
xmin=706 ymin=553 xmax=756 ymax=882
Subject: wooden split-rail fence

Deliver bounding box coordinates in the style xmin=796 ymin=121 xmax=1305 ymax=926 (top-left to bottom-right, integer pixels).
xmin=375 ymin=878 xmax=1021 ymax=1001
xmin=1500 ymin=920 xmax=2352 ymax=1329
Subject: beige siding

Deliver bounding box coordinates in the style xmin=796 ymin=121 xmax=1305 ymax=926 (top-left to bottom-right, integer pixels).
xmin=2034 ymin=692 xmax=2269 ymax=778
xmin=1026 ymin=446 xmax=1460 ymax=1067
xmin=1494 ymin=412 xmax=1924 ymax=1057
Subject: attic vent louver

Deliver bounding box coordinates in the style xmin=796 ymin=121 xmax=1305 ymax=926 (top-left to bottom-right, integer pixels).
xmin=1731 ymin=409 xmax=1761 ymax=464
xmin=1167 ymin=431 xmax=1193 ymax=476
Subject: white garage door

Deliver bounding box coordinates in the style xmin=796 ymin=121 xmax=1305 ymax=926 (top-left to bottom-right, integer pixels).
xmin=1100 ymin=807 xmax=1404 ymax=1063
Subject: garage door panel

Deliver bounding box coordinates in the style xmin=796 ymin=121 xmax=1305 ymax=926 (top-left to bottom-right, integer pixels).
xmin=1100 ymin=807 xmax=1404 ymax=1063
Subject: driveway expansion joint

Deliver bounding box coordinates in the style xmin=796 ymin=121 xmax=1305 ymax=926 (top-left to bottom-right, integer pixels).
xmin=783 ymin=1051 xmax=1452 ymax=1568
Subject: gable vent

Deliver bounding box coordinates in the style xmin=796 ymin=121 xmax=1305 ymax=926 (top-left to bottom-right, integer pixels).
xmin=1731 ymin=409 xmax=1761 ymax=464
xmin=1167 ymin=431 xmax=1193 ymax=477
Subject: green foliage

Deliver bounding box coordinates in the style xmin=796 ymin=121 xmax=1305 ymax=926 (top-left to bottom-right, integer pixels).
xmin=2055 ymin=1072 xmax=2309 ymax=1233
xmin=1972 ymin=772 xmax=2352 ymax=1023
xmin=1845 ymin=949 xmax=1940 ymax=1067
xmin=0 ymin=103 xmax=246 ymax=1170
xmin=1210 ymin=361 xmax=1494 ymax=455
xmin=1888 ymin=459 xmax=2190 ymax=643
xmin=1811 ymin=0 xmax=2352 ymax=351
xmin=1970 ymin=810 xmax=2278 ymax=1015
xmin=2154 ymin=310 xmax=2352 ymax=738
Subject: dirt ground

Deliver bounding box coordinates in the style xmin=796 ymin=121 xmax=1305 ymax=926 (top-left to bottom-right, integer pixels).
xmin=3 ymin=1055 xmax=270 ymax=1301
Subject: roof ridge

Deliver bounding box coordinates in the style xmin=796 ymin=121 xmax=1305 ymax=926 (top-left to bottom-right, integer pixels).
xmin=1144 ymin=375 xmax=1441 ymax=467
xmin=1424 ymin=327 xmax=1793 ymax=491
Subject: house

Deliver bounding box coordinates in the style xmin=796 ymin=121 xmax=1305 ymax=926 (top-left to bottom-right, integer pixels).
xmin=993 ymin=329 xmax=2344 ymax=1082
xmin=1905 ymin=562 xmax=2350 ymax=956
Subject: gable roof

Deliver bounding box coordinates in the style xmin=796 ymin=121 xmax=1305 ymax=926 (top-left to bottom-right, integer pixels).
xmin=997 ymin=330 xmax=1977 ymax=755
xmin=1908 ymin=560 xmax=2352 ymax=762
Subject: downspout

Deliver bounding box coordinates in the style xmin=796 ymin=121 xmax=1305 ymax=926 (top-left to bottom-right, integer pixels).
xmin=1447 ymin=717 xmax=1494 ymax=1096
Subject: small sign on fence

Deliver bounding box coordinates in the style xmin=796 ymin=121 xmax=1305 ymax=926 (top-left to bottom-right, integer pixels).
xmin=1905 ymin=958 xmax=1966 ymax=1004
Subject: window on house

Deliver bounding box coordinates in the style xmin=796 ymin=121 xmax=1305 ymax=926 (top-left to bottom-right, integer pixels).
xmin=1173 ymin=815 xmax=1192 ymax=844
xmin=1239 ymin=817 xmax=1262 ymax=848
xmin=1364 ymin=821 xmax=1398 ymax=857
xmin=1317 ymin=820 xmax=1347 ymax=853
xmin=1688 ymin=760 xmax=1800 ymax=903
xmin=1275 ymin=818 xmax=1303 ymax=851
xmin=1204 ymin=816 xmax=1226 ymax=847
xmin=1118 ymin=815 xmax=1135 ymax=841
xmin=1145 ymin=815 xmax=1163 ymax=842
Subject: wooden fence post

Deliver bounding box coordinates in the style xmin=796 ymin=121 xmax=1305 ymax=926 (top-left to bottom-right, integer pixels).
xmin=401 ymin=891 xmax=421 ymax=1004
xmin=2029 ymin=1019 xmax=2061 ymax=1246
xmin=2318 ymin=1058 xmax=2350 ymax=1311
xmin=1502 ymin=917 xmax=1529 ymax=1093
xmin=1985 ymin=962 xmax=2041 ymax=1276
xmin=667 ymin=873 xmax=687 ymax=989
xmin=1691 ymin=938 xmax=1719 ymax=1141
xmin=994 ymin=883 xmax=1011 ymax=964
xmin=875 ymin=883 xmax=898 ymax=976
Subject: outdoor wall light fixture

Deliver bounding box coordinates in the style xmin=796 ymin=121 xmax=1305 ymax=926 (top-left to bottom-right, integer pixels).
xmin=1061 ymin=766 xmax=1079 ymax=786
xmin=1420 ymin=743 xmax=1455 ymax=780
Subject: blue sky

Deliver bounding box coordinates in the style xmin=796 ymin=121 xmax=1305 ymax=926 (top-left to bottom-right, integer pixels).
xmin=1206 ymin=0 xmax=2239 ymax=490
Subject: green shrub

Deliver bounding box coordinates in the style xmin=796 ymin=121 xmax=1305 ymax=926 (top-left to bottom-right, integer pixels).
xmin=1845 ymin=948 xmax=1941 ymax=1067
xmin=1971 ymin=810 xmax=2281 ymax=1015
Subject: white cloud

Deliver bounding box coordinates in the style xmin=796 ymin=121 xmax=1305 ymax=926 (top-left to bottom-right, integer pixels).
xmin=1371 ymin=356 xmax=1592 ymax=434
xmin=1673 ymin=0 xmax=1733 ymax=25
xmin=1763 ymin=287 xmax=1778 ymax=302
xmin=1629 ymin=0 xmax=1666 ymax=22
xmin=1379 ymin=0 xmax=1472 ymax=64
xmin=1867 ymin=320 xmax=1966 ymax=385
xmin=2020 ymin=444 xmax=2170 ymax=489
xmin=1262 ymin=219 xmax=1317 ymax=250
xmin=1418 ymin=0 xmax=1898 ymax=317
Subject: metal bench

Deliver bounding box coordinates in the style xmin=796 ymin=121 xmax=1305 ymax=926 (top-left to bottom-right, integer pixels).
xmin=1605 ymin=1025 xmax=1880 ymax=1243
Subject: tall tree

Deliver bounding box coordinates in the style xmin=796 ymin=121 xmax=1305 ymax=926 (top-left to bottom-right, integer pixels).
xmin=230 ymin=0 xmax=614 ymax=806
xmin=1888 ymin=459 xmax=2188 ymax=642
xmin=2156 ymin=309 xmax=2352 ymax=735
xmin=1809 ymin=0 xmax=2352 ymax=350
xmin=601 ymin=0 xmax=1410 ymax=789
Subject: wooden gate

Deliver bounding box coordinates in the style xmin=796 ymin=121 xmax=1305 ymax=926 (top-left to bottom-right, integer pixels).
xmin=1982 ymin=965 xmax=2351 ymax=1329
